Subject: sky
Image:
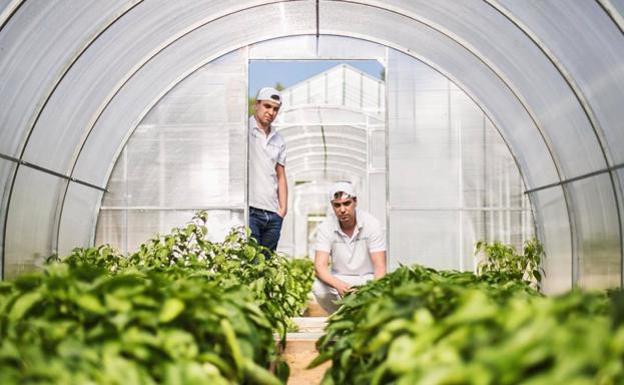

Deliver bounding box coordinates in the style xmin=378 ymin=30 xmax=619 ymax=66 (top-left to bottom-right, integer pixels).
xmin=248 ymin=59 xmax=384 ymax=97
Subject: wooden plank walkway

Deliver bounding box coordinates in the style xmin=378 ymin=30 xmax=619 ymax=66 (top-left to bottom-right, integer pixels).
xmin=283 ymin=303 xmax=331 ymax=385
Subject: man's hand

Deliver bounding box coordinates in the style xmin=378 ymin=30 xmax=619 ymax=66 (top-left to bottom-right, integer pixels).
xmin=333 ymin=280 xmax=355 ymax=297
xmin=277 ymin=208 xmax=287 ymax=218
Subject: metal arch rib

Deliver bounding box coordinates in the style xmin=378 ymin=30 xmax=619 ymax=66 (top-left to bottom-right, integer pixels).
xmin=0 ymin=0 xmax=24 ymax=32
xmin=596 ymin=0 xmax=624 ymax=34
xmin=484 ymin=0 xmax=623 ymax=287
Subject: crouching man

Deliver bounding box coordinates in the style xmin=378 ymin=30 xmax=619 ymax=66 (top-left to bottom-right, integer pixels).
xmin=312 ymin=182 xmax=387 ymax=314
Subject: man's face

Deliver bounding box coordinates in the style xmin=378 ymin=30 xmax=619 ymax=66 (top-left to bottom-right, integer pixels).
xmin=254 ymin=100 xmax=280 ymax=127
xmin=331 ymin=195 xmax=357 ymax=226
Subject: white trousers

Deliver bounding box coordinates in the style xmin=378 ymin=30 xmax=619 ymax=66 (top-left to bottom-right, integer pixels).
xmin=312 ymin=273 xmax=374 ymax=314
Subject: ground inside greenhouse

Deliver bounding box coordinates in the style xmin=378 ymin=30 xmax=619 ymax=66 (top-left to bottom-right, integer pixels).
xmin=282 ymin=302 xmax=330 ymax=385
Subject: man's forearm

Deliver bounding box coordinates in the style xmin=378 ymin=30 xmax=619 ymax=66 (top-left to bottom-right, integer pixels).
xmin=278 ymin=178 xmax=287 ymax=213
xmin=373 ymin=264 xmax=386 ymax=279
xmin=371 ymin=251 xmax=387 ymax=279
xmin=276 ymin=165 xmax=288 ymax=216
xmin=315 ymin=263 xmax=336 ymax=287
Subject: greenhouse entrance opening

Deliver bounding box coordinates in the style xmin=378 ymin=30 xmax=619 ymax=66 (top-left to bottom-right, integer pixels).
xmin=249 ymin=59 xmax=386 ymax=259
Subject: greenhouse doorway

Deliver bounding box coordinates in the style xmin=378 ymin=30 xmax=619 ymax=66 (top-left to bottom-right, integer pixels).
xmin=248 ymin=59 xmax=386 ymax=258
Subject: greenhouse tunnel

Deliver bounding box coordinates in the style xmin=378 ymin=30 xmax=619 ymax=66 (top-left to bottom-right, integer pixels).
xmin=0 ymin=0 xmax=623 ymax=295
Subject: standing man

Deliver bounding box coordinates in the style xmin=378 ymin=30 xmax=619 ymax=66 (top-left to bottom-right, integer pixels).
xmin=312 ymin=182 xmax=386 ymax=313
xmin=248 ymin=86 xmax=288 ymax=252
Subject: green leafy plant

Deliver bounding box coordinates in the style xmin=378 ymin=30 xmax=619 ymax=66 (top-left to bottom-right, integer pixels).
xmin=0 ymin=264 xmax=282 ymax=385
xmin=312 ymin=253 xmax=623 ymax=385
xmin=4 ymin=211 xmax=318 ymax=385
xmin=475 ymin=238 xmax=545 ymax=289
xmin=310 ymin=265 xmax=539 ymax=384
xmin=50 ymin=211 xmax=315 ymax=338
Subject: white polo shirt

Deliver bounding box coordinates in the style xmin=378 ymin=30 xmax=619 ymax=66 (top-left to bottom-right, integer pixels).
xmin=315 ymin=209 xmax=386 ymax=276
xmin=249 ymin=116 xmax=286 ymax=213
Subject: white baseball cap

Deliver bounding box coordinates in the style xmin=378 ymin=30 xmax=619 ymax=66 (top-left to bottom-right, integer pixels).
xmin=329 ymin=182 xmax=356 ymax=201
xmin=256 ymin=87 xmax=282 ymax=106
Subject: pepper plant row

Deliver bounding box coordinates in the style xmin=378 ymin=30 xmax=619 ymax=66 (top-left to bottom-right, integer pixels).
xmin=0 ymin=211 xmax=315 ymax=384
xmin=312 ymin=240 xmax=624 ymax=385
xmin=54 ymin=211 xmax=315 ymax=336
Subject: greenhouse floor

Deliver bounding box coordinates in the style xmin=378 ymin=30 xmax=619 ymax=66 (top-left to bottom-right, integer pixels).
xmin=282 ymin=302 xmax=330 ymax=385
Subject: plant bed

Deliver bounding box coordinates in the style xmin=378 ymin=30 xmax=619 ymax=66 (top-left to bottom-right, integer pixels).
xmin=310 ymin=240 xmax=624 ymax=384
xmin=0 ymin=212 xmax=316 ymax=385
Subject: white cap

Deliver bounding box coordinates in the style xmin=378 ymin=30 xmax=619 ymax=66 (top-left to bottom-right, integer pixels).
xmin=256 ymin=87 xmax=282 ymax=106
xmin=329 ymin=181 xmax=356 ymax=201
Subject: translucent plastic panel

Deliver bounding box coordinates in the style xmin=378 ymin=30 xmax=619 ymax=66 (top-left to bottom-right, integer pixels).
xmin=288 ymin=161 xmax=365 ymax=178
xmin=57 ymin=182 xmax=104 ymax=256
xmin=368 ymin=172 xmax=386 ymax=229
xmin=288 ymin=159 xmax=366 ymax=175
xmin=323 ymin=125 xmax=367 ymax=138
xmin=570 ymin=174 xmax=621 ymax=289
xmin=4 ymin=169 xmax=66 ymax=278
xmin=73 ymin=2 xmax=315 ymax=186
xmin=283 ymin=137 xmax=325 ymax=151
xmin=321 ymin=2 xmax=559 ymax=189
xmin=249 ymin=36 xmax=320 ymax=59
xmin=0 ymin=158 xmax=15 ymax=277
xmin=75 ymin=42 xmax=249 ymax=188
xmin=103 ymin=123 xmax=243 ymax=208
xmin=481 ymin=121 xmax=527 ymax=211
xmin=372 ymin=0 xmax=606 ymax=178
xmin=530 ymin=187 xmax=572 ymax=294
xmin=619 ymin=169 xmax=624 ymax=282
xmin=284 ymin=135 xmax=366 ymax=150
xmin=291 ymin=169 xmax=359 ymax=183
xmin=277 ymin=107 xmax=379 ymax=126
xmin=388 ymin=62 xmax=459 ymax=208
xmin=461 ymin=211 xmax=482 ymax=271
xmin=387 ymin=47 xmax=533 ymax=273
xmin=344 ymin=66 xmax=364 ymax=109
xmin=369 ymin=130 xmax=386 ymax=170
xmin=99 ymin=51 xmax=246 ymax=238
xmin=277 ymin=63 xmax=385 ymax=112
xmin=288 ymin=144 xmax=366 ymax=159
xmin=389 ymin=210 xmax=459 ymax=271
xmin=496 ymin=0 xmax=624 ymax=165
xmin=278 ymin=125 xmax=330 ymax=139
xmin=289 ymin=148 xmax=365 ymax=164
xmin=276 ymin=193 xmax=294 ymax=255
xmin=454 ymin=88 xmax=487 ymax=209
xmin=95 ymin=209 xmax=243 ymax=255
xmin=250 ymin=35 xmax=386 ymax=61
xmin=0 ymin=0 xmax=131 ymax=157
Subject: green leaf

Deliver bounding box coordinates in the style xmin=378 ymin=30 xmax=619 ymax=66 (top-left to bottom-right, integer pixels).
xmin=159 ymin=298 xmax=185 ymax=323
xmin=75 ymin=294 xmax=106 ymax=314
xmin=243 ymin=360 xmax=282 ymax=385
xmin=9 ymin=291 xmax=43 ymax=321
xmin=220 ymin=318 xmax=244 ymax=375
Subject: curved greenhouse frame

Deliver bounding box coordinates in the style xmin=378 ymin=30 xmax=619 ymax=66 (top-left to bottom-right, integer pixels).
xmin=1 ymin=1 xmax=622 ymax=293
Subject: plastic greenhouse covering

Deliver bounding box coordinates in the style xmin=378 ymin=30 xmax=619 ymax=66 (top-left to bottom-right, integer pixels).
xmin=0 ymin=0 xmax=622 ymax=295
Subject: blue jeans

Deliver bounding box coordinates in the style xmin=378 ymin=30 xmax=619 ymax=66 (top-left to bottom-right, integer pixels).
xmin=249 ymin=207 xmax=283 ymax=252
